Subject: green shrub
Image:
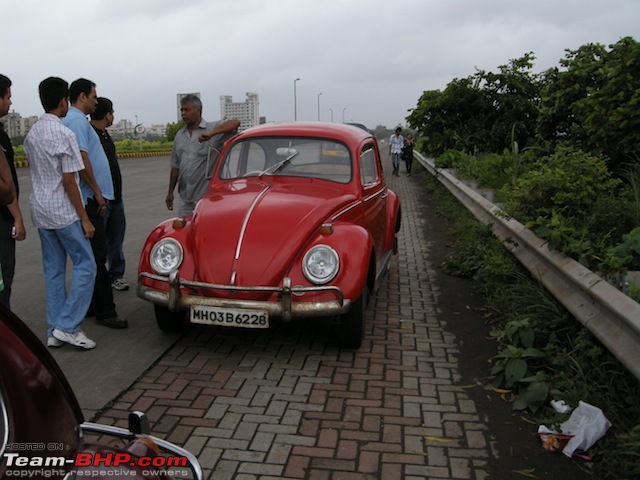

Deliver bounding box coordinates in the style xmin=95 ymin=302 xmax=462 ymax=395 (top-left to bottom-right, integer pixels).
xmin=500 ymin=146 xmax=621 ymax=222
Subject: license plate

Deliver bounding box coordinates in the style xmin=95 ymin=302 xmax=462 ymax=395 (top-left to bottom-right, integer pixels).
xmin=190 ymin=305 xmax=269 ymax=328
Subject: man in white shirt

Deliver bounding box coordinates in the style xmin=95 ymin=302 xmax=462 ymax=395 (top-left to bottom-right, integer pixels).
xmin=23 ymin=77 xmax=97 ymax=350
xmin=389 ymin=127 xmax=404 ymax=176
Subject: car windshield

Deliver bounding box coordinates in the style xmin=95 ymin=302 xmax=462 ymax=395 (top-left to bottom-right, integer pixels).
xmin=218 ymin=137 xmax=352 ymax=184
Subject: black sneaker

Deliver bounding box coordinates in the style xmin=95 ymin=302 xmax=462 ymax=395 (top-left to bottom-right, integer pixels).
xmin=97 ymin=316 xmax=129 ymax=329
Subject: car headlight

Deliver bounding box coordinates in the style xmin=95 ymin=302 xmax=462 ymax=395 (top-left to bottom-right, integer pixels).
xmin=150 ymin=238 xmax=184 ymax=275
xmin=302 ymin=245 xmax=339 ymax=285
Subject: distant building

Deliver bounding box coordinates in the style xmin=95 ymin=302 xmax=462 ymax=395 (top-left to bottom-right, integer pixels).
xmin=147 ymin=124 xmax=167 ymax=138
xmin=108 ymin=119 xmax=134 ymax=140
xmin=220 ymin=93 xmax=259 ymax=132
xmin=177 ymin=92 xmax=201 ymax=122
xmin=0 ymin=111 xmax=37 ymax=138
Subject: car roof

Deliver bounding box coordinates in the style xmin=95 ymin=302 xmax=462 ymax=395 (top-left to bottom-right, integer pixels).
xmin=235 ymin=122 xmax=375 ymax=145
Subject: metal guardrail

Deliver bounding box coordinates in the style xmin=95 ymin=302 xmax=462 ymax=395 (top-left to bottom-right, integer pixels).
xmin=415 ymin=151 xmax=640 ymax=382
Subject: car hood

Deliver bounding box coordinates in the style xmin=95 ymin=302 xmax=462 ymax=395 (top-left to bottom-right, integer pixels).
xmin=191 ymin=179 xmax=356 ymax=288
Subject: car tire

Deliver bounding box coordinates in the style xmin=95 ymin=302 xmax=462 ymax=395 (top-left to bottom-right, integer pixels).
xmin=339 ymin=286 xmax=368 ymax=349
xmin=154 ymin=305 xmax=186 ymax=332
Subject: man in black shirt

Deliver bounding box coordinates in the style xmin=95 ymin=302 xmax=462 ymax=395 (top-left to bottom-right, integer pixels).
xmin=0 ymin=74 xmax=26 ymax=308
xmin=90 ymin=97 xmax=129 ymax=291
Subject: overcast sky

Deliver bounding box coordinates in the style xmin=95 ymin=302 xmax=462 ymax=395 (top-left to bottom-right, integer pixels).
xmin=3 ymin=0 xmax=639 ymax=129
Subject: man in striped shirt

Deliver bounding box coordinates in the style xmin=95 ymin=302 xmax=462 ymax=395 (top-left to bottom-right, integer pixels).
xmin=24 ymin=77 xmax=97 ymax=350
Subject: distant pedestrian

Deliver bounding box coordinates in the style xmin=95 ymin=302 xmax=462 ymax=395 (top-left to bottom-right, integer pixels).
xmin=23 ymin=76 xmax=97 ymax=349
xmin=90 ymin=97 xmax=129 ymax=291
xmin=389 ymin=127 xmax=404 ymax=176
xmin=166 ymin=94 xmax=239 ymax=216
xmin=63 ymin=78 xmax=128 ymax=329
xmin=403 ymin=133 xmax=415 ymax=176
xmin=0 ymin=74 xmax=26 ymax=308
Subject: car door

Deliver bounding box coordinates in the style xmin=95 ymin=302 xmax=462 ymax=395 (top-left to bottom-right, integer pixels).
xmin=359 ymin=143 xmax=387 ymax=267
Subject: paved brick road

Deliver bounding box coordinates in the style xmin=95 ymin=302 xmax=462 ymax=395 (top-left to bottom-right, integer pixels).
xmin=92 ymin=165 xmax=494 ymax=479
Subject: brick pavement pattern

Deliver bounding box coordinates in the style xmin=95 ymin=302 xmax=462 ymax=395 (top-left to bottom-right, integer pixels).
xmin=93 ymin=164 xmax=493 ymax=479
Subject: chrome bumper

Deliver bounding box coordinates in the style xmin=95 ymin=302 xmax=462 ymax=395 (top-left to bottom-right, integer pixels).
xmin=137 ymin=271 xmax=351 ymax=321
xmin=80 ymin=412 xmax=203 ymax=480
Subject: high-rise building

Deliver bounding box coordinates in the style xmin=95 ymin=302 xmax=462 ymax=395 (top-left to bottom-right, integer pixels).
xmin=220 ymin=93 xmax=259 ymax=132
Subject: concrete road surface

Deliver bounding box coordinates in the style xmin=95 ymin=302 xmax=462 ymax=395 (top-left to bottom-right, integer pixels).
xmin=11 ymin=155 xmax=180 ymax=420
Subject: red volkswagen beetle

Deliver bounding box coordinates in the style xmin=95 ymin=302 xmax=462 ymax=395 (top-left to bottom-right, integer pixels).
xmin=137 ymin=122 xmax=401 ymax=348
xmin=0 ymin=304 xmax=203 ymax=480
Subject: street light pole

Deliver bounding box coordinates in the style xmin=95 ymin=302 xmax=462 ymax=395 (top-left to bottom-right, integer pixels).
xmin=294 ymin=78 xmax=300 ymax=121
xmin=317 ymin=92 xmax=323 ymax=121
xmin=329 ymin=108 xmax=333 ymax=122
xmin=342 ymin=108 xmax=346 ymax=123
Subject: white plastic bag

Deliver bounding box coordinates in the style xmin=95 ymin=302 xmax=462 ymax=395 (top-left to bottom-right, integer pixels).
xmin=538 ymin=401 xmax=612 ymax=457
xmin=560 ymin=401 xmax=612 ymax=457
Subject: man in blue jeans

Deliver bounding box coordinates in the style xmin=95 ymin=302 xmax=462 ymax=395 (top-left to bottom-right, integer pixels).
xmin=90 ymin=97 xmax=128 ymax=291
xmin=63 ymin=78 xmax=128 ymax=328
xmin=24 ymin=77 xmax=97 ymax=349
xmin=389 ymin=127 xmax=404 ymax=176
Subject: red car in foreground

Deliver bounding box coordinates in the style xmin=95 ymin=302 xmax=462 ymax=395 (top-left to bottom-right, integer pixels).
xmin=0 ymin=304 xmax=203 ymax=480
xmin=137 ymin=122 xmax=401 ymax=348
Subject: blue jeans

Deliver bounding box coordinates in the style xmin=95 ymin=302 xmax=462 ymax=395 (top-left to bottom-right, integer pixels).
xmin=38 ymin=221 xmax=96 ymax=335
xmin=104 ymin=200 xmax=126 ymax=281
xmin=392 ymin=152 xmax=402 ymax=172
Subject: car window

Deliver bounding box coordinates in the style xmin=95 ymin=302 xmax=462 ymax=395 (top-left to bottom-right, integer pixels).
xmin=360 ymin=146 xmax=378 ymax=186
xmin=219 ymin=137 xmax=352 ymax=184
xmin=220 ymin=141 xmax=267 ymax=178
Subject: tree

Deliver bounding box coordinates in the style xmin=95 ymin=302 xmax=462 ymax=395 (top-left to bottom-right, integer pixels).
xmin=407 ymin=77 xmax=492 ymax=155
xmin=578 ymin=37 xmax=640 ymax=172
xmin=536 ymin=43 xmax=608 ymax=151
xmin=481 ymin=53 xmax=540 ymax=152
xmin=407 ymin=54 xmax=540 ymax=157
xmin=165 ymin=121 xmax=185 ymax=142
xmin=537 ymin=37 xmax=640 ymax=173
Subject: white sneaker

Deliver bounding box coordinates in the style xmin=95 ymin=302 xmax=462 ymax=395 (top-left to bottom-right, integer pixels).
xmin=47 ymin=336 xmax=63 ymax=348
xmin=52 ymin=329 xmax=96 ymax=350
xmin=112 ymin=278 xmax=130 ymax=291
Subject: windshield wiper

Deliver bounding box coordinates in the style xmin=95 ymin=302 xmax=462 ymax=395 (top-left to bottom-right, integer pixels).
xmin=259 ymin=151 xmax=299 ymax=178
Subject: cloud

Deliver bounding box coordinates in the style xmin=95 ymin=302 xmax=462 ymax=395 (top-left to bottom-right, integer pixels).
xmin=2 ymin=0 xmax=639 ymax=129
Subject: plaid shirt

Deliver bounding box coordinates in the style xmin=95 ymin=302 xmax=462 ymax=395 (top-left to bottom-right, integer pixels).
xmin=24 ymin=114 xmax=85 ymax=229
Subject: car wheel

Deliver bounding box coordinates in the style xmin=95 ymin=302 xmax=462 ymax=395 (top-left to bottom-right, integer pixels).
xmin=339 ymin=286 xmax=368 ymax=349
xmin=154 ymin=305 xmax=186 ymax=332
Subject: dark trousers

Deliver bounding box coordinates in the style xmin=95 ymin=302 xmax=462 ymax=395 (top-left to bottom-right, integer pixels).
xmin=0 ymin=216 xmax=15 ymax=309
xmin=104 ymin=201 xmax=126 ymax=282
xmin=86 ymin=199 xmax=117 ymax=319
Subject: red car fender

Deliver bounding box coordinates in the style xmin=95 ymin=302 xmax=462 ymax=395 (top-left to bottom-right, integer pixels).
xmin=293 ymin=223 xmax=373 ymax=302
xmin=138 ymin=218 xmax=196 ymax=288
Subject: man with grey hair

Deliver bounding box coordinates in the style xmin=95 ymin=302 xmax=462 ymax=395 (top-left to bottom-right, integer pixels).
xmin=166 ymin=94 xmax=239 ymax=216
